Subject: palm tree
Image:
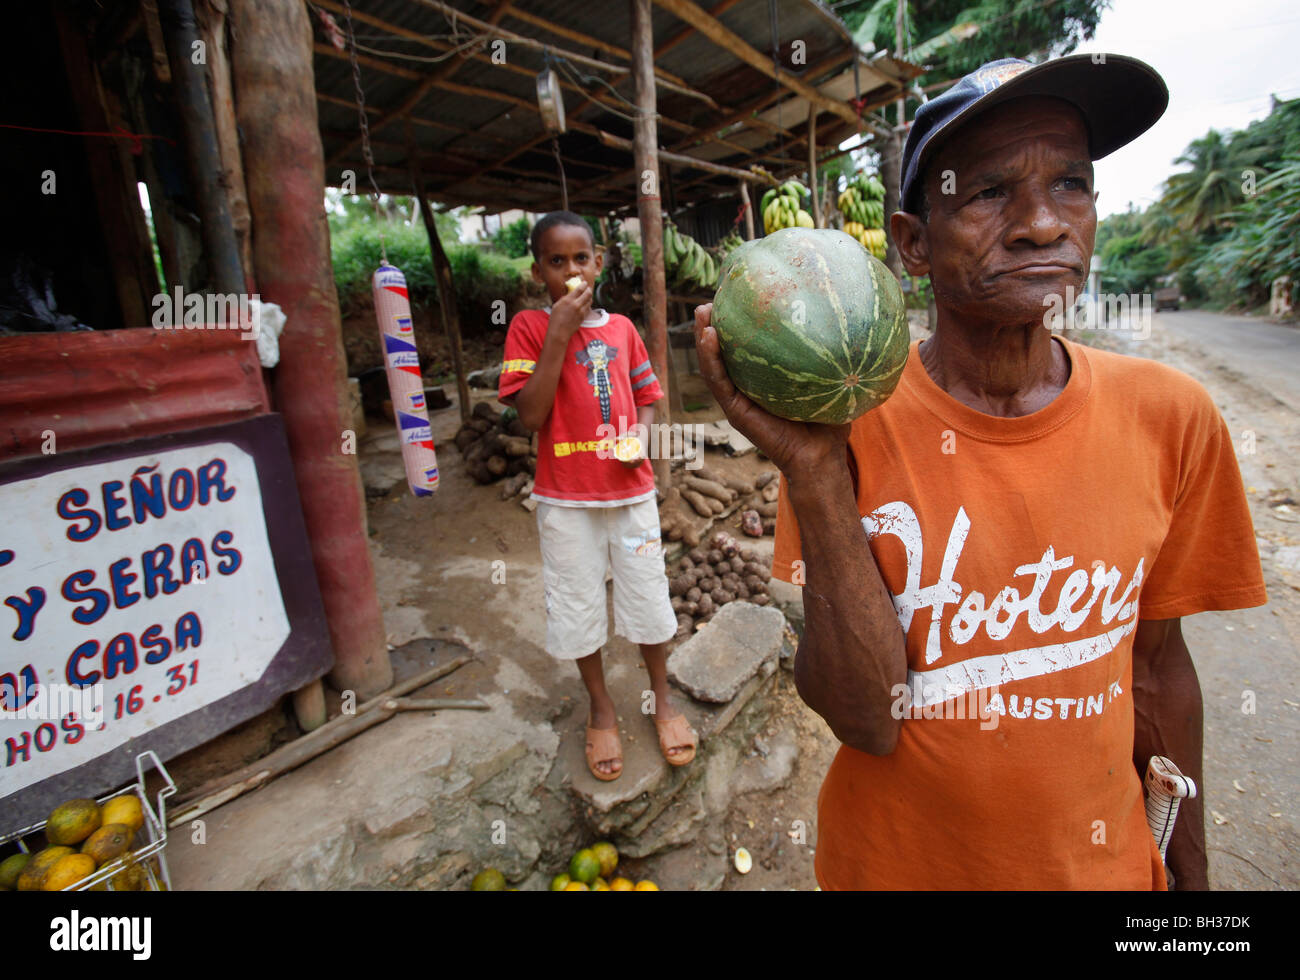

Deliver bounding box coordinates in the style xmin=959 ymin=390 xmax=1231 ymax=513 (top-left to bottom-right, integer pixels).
xmin=1158 ymin=131 xmax=1263 ymax=236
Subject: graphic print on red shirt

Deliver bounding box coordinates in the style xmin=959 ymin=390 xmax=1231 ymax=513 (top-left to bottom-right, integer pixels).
xmin=498 ymin=309 xmax=663 ymax=505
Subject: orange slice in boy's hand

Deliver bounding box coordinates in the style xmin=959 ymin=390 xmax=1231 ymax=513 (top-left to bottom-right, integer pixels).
xmin=613 ymin=436 xmax=643 ymax=462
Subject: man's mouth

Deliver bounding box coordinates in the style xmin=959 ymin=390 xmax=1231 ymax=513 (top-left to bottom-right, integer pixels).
xmin=998 ymin=262 xmax=1079 ymax=276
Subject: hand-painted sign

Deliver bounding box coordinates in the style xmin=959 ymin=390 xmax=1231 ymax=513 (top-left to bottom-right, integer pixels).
xmin=0 ymin=415 xmax=331 ymax=828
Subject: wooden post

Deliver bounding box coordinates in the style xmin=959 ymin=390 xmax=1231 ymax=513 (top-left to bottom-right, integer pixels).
xmin=408 ymin=132 xmax=471 ymax=424
xmin=156 ymin=0 xmax=246 ymax=296
xmin=807 ymin=105 xmax=821 ymax=228
xmin=631 ymin=0 xmax=670 ymax=490
xmin=195 ymin=0 xmax=256 ymax=291
xmin=738 ymin=180 xmax=755 ymax=240
xmin=230 ymin=0 xmax=391 ymax=698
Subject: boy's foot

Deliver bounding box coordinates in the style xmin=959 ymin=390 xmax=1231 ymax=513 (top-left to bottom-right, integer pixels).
xmin=650 ymin=699 xmax=697 ymax=766
xmin=585 ymin=717 xmax=623 ymax=781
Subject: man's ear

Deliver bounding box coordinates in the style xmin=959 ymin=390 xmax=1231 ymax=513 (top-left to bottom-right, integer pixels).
xmin=891 ymin=211 xmax=931 ymax=278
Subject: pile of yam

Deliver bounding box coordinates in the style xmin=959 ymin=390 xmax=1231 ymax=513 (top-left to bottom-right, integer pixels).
xmin=659 ymin=464 xmax=781 ymax=545
xmin=453 ymin=402 xmax=537 ymax=486
xmin=667 ymin=531 xmax=772 ymax=638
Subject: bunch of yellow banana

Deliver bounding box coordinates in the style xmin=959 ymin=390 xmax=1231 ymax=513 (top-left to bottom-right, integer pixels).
xmin=837 ymin=171 xmax=888 ymax=259
xmin=843 ymin=223 xmax=888 ymax=259
xmin=760 ymin=181 xmax=814 ymax=234
xmin=663 ymin=221 xmax=719 ymax=292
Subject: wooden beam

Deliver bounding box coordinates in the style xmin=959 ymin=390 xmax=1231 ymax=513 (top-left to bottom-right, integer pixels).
xmin=631 ymin=0 xmax=670 ymax=490
xmin=652 ymin=0 xmax=858 ymax=125
xmin=738 ymin=179 xmax=754 ymax=239
xmin=596 ymin=129 xmax=765 ymax=182
xmin=807 ymin=105 xmax=820 ymax=227
xmin=324 ymin=0 xmax=516 ymax=168
xmin=655 ymin=0 xmax=743 ymax=59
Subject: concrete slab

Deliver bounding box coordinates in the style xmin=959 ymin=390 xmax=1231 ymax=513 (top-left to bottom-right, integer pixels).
xmin=668 ymin=602 xmax=786 ymax=702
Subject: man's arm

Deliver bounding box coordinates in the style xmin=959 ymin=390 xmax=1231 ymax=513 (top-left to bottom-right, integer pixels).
xmin=1131 ymin=617 xmax=1208 ymax=890
xmin=693 ymin=305 xmax=907 ymax=754
xmin=786 ymin=460 xmax=909 ymax=755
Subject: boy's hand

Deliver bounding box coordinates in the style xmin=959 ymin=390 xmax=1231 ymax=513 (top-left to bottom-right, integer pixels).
xmin=693 ymin=303 xmax=851 ymax=486
xmin=547 ymin=281 xmax=592 ymax=343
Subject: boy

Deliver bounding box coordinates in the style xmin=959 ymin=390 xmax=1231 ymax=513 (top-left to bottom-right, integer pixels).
xmin=498 ymin=211 xmax=697 ymax=781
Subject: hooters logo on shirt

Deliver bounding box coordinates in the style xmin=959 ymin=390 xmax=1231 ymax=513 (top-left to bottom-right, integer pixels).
xmin=866 ymin=501 xmax=1143 ymax=710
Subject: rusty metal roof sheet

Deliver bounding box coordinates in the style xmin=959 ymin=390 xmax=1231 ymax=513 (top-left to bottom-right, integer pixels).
xmin=311 ymin=0 xmax=922 ymax=215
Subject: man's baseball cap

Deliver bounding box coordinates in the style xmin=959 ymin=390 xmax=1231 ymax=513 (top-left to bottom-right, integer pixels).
xmin=900 ymin=54 xmax=1168 ymax=213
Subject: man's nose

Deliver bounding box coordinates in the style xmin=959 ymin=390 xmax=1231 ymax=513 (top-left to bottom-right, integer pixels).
xmin=1005 ymin=182 xmax=1071 ymax=248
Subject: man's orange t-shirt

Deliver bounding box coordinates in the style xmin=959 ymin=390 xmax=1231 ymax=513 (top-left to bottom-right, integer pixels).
xmin=773 ymin=337 xmax=1267 ymax=890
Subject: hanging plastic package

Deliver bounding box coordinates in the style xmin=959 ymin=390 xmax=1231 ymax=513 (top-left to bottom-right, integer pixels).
xmin=373 ymin=263 xmax=439 ymax=496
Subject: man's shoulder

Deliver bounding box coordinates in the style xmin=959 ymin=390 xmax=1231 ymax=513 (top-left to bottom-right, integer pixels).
xmin=1073 ymin=340 xmax=1217 ymax=422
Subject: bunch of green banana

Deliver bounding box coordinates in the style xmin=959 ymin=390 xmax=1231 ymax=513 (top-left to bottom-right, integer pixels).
xmin=663 ymin=221 xmax=719 ymax=292
xmin=715 ymin=229 xmax=745 ymax=261
xmin=759 ymin=180 xmax=814 ymax=234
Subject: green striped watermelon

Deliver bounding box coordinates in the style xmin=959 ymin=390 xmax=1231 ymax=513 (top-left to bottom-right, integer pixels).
xmin=711 ymin=228 xmax=909 ymax=424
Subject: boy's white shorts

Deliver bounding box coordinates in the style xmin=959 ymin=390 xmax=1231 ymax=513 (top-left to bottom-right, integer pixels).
xmin=535 ymin=497 xmax=678 ymax=659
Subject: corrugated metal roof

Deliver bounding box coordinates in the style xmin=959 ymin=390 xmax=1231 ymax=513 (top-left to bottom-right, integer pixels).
xmin=312 ymin=0 xmax=922 ymax=214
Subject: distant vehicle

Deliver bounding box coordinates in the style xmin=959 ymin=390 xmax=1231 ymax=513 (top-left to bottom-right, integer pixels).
xmin=1154 ymin=286 xmax=1180 ymax=311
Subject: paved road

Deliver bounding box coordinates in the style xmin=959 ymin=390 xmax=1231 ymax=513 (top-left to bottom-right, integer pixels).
xmin=1159 ymin=310 xmax=1300 ymax=413
xmin=1126 ymin=310 xmax=1300 ymax=890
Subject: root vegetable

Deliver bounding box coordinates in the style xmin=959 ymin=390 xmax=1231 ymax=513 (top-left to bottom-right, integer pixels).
xmin=669 ymin=576 xmax=691 ymax=597
xmin=681 ymin=489 xmax=715 ymax=518
xmin=751 ymin=594 xmax=771 ymax=606
xmin=744 ymin=574 xmax=765 ymax=593
xmin=762 ymin=518 xmax=776 ymax=535
xmin=454 ymin=426 xmax=479 ymax=452
xmin=471 ymin=402 xmax=501 ymax=424
xmin=680 ymin=557 xmax=695 ymax=572
xmin=698 ymin=576 xmax=719 ymax=593
xmin=683 ymin=475 xmax=733 ymax=503
xmin=753 ymin=500 xmax=778 ymax=518
xmin=501 ymin=436 xmax=531 ymax=457
xmin=729 ymin=556 xmax=745 ymax=574
xmin=711 ymin=588 xmax=735 ymax=605
xmin=755 ymin=470 xmax=778 ymax=489
xmin=712 ymin=532 xmax=739 ymax=557
xmin=740 ymin=510 xmax=763 ymax=537
xmin=740 ymin=548 xmax=757 ymax=562
xmin=486 ymin=455 xmax=508 ymax=477
xmin=467 ymin=417 xmax=493 ymax=434
xmin=735 ymin=583 xmax=750 ymax=599
xmin=688 ymin=548 xmax=708 ymax=564
xmin=696 ymin=594 xmax=714 ymax=616
xmin=676 ymin=614 xmax=693 ymax=637
xmin=706 ymin=549 xmax=724 ymax=565
xmin=761 ymin=481 xmax=780 ymax=503
xmin=684 ymin=601 xmax=699 ymax=616
xmin=686 ymin=586 xmax=702 ymax=603
xmin=672 ymin=596 xmax=687 ymax=613
xmin=681 ymin=525 xmax=701 ymax=547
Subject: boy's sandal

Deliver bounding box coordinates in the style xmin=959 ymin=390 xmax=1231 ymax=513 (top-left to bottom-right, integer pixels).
xmin=585 ymin=722 xmax=623 ymax=781
xmin=654 ymin=712 xmax=698 ymax=767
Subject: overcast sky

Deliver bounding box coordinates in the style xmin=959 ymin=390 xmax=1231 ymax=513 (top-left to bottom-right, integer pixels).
xmin=1074 ymin=0 xmax=1300 ymax=217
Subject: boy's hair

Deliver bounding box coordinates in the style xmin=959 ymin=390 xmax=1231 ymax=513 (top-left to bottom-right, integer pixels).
xmin=529 ymin=211 xmax=594 ymax=261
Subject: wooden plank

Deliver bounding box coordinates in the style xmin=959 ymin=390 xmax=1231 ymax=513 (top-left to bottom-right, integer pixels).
xmin=652 ymin=0 xmax=858 ymax=125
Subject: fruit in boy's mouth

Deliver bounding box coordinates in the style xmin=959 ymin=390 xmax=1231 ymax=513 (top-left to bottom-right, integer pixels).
xmin=566 ymin=275 xmax=585 ymax=293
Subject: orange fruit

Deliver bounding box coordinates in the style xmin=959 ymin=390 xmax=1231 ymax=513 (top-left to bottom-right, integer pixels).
xmin=609 ymin=877 xmax=635 ymax=891
xmin=634 ymin=880 xmax=660 ymax=891
xmin=45 ymin=799 xmax=101 ymax=846
xmin=42 ymin=853 xmax=96 ymax=891
xmin=81 ymin=824 xmax=133 ymax=867
xmin=591 ymin=877 xmax=610 ymax=891
xmin=562 ymin=881 xmax=589 ymax=891
xmin=17 ymin=846 xmax=74 ymax=891
xmin=590 ymin=841 xmax=619 ymax=878
xmin=568 ymin=849 xmax=600 ymax=885
xmin=550 ymin=873 xmax=572 ymax=891
xmin=471 ymin=868 xmax=506 ymax=891
xmin=101 ymin=795 xmax=145 ymax=836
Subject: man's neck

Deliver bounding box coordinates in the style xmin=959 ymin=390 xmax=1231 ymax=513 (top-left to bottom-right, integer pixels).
xmin=918 ymin=313 xmax=1070 ymax=418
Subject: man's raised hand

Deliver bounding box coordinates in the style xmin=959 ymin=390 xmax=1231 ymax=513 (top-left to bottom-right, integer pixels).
xmin=692 ymin=303 xmax=852 ymax=486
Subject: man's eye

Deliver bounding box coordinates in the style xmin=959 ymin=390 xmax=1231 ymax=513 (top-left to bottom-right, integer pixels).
xmin=974 ymin=186 xmax=1001 ymax=200
xmin=1060 ymin=176 xmax=1089 ymax=191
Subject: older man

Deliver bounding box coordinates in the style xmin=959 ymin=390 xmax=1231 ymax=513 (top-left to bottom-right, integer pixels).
xmin=694 ymin=56 xmax=1266 ymax=890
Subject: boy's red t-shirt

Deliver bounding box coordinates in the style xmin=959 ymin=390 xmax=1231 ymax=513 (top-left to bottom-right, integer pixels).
xmin=498 ymin=309 xmax=663 ymax=505
xmin=773 ymin=337 xmax=1267 ymax=890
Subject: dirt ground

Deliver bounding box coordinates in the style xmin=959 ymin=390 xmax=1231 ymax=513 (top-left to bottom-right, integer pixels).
xmin=384 ymin=307 xmax=1298 ymax=891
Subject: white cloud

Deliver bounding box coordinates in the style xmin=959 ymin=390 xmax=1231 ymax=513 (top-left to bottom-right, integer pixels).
xmin=1075 ymin=0 xmax=1300 ymax=216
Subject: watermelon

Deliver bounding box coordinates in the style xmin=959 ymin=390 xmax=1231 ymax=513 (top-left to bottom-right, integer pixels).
xmin=711 ymin=228 xmax=909 ymax=424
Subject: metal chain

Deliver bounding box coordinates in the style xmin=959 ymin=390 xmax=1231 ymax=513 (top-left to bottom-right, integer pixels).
xmin=343 ymin=0 xmax=387 ymax=263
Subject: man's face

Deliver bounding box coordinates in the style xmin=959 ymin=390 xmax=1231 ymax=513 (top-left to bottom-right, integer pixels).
xmin=893 ymin=96 xmax=1097 ymax=327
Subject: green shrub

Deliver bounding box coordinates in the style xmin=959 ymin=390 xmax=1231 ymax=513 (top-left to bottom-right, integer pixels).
xmin=491 ymin=217 xmax=532 ymax=259
xmin=331 ymin=222 xmax=529 ymax=332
